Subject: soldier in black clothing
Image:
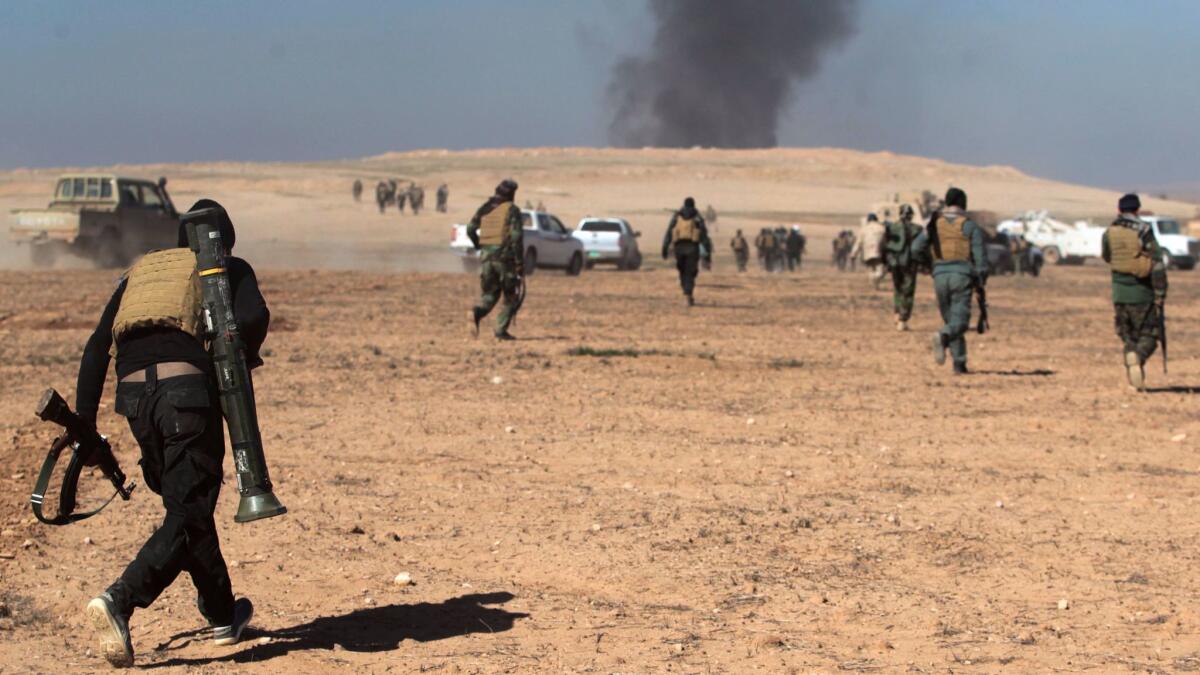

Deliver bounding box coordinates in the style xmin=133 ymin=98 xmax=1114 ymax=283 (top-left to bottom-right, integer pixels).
xmin=76 ymin=199 xmax=268 ymax=667
xmin=662 ymin=197 xmax=712 ymax=306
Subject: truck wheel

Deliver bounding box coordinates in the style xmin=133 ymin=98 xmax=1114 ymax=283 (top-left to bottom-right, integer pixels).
xmin=96 ymin=232 xmax=127 ymax=269
xmin=30 ymin=244 xmax=58 ymax=268
xmin=1042 ymin=246 xmax=1062 ymax=265
xmin=565 ymin=252 xmax=583 ymax=276
xmin=523 ymin=249 xmax=537 ymax=276
xmin=627 ymin=251 xmax=642 ymax=271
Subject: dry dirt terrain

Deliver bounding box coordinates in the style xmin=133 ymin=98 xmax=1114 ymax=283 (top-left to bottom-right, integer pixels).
xmin=2 ymin=149 xmax=1200 ymax=673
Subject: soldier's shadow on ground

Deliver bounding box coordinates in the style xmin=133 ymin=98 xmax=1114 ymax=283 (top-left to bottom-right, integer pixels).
xmin=1143 ymin=385 xmax=1200 ymax=394
xmin=974 ymin=369 xmax=1056 ymax=377
xmin=145 ymin=592 xmax=527 ymax=668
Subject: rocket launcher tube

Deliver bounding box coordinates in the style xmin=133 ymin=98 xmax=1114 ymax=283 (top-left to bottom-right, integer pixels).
xmin=182 ymin=207 xmax=286 ymax=523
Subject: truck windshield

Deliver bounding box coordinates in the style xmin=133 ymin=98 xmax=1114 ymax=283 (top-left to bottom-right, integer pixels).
xmin=581 ymin=221 xmax=623 ymax=233
xmin=1158 ymin=220 xmax=1181 ymax=235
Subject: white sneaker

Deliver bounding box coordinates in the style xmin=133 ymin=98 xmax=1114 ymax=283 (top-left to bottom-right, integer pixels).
xmin=212 ymin=597 xmax=254 ymax=646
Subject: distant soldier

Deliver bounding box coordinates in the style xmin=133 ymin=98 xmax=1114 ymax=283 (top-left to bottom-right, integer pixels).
xmin=786 ymin=225 xmax=805 ymax=271
xmin=352 ymin=179 xmax=363 ymax=202
xmin=524 ymin=199 xmax=534 ymax=210
xmin=756 ymin=227 xmax=779 ymax=272
xmin=374 ymin=181 xmax=389 ymax=214
xmin=832 ymin=231 xmax=849 ymax=271
xmin=388 ymin=179 xmax=399 ymax=205
xmin=913 ymin=187 xmax=987 ymax=375
xmin=885 ymin=204 xmax=922 ymax=331
xmin=409 ymin=183 xmax=425 ymax=215
xmin=852 ymin=214 xmax=888 ymax=289
xmin=705 ymin=204 xmax=718 ymax=224
xmin=1102 ymin=193 xmax=1167 ymax=390
xmin=845 ymin=230 xmax=858 ymax=271
xmin=395 ymin=187 xmax=408 ymax=214
xmin=755 ymin=228 xmax=769 ymax=269
xmin=467 ymin=179 xmax=524 ymax=340
xmin=730 ymin=229 xmax=750 ymax=272
xmin=662 ymin=197 xmax=712 ymax=306
xmin=535 ymin=200 xmax=545 ymax=212
xmin=436 ymin=183 xmax=449 ymax=213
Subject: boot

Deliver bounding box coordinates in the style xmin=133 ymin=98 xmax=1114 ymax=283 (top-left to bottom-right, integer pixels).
xmin=932 ymin=332 xmax=947 ymax=366
xmin=86 ymin=593 xmax=133 ymax=668
xmin=1125 ymin=351 xmax=1145 ymax=391
xmin=953 ymin=362 xmax=970 ymax=375
xmin=686 ymin=294 xmax=695 ymax=307
xmin=471 ymin=307 xmax=484 ymax=337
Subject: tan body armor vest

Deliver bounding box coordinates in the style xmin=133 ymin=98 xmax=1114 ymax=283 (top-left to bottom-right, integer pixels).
xmin=672 ymin=216 xmax=700 ymax=243
xmin=111 ymin=248 xmax=203 ymax=356
xmin=732 ymin=236 xmax=747 ymax=252
xmin=934 ymin=216 xmax=971 ymax=262
xmin=477 ymin=202 xmax=514 ymax=247
xmin=1107 ymin=224 xmax=1153 ymax=277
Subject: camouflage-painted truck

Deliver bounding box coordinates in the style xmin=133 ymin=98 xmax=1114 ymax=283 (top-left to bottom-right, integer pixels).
xmin=9 ymin=175 xmax=179 ymax=268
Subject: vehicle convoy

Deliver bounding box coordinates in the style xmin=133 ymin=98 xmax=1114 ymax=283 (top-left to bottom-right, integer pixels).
xmin=571 ymin=217 xmax=642 ymax=270
xmin=10 ymin=175 xmax=179 ymax=268
xmin=998 ymin=211 xmax=1198 ymax=270
xmin=450 ymin=209 xmax=584 ymax=275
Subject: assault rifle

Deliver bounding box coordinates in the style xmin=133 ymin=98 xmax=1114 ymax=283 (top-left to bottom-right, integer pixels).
xmin=30 ymin=389 xmax=134 ymax=525
xmin=1158 ymin=299 xmax=1168 ymax=374
xmin=976 ymin=280 xmax=989 ymax=334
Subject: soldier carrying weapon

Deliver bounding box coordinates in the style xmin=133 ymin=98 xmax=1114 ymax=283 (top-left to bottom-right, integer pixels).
xmin=74 ymin=199 xmax=270 ymax=667
xmin=1102 ymin=193 xmax=1168 ymax=390
xmin=468 ymin=179 xmax=525 ymax=340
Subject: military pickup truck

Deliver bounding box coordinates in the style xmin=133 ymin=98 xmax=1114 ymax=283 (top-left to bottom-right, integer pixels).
xmin=10 ymin=175 xmax=179 ymax=268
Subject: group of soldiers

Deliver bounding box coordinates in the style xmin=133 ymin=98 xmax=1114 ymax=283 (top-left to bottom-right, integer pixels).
xmin=729 ymin=226 xmax=806 ymax=273
xmin=352 ymin=179 xmax=449 ymax=215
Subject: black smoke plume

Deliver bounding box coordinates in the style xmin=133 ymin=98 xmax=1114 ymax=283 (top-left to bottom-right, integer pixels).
xmin=607 ymin=0 xmax=859 ymax=148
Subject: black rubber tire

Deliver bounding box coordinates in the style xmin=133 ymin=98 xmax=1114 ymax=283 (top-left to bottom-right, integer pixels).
xmin=1042 ymin=246 xmax=1062 ymax=265
xmin=523 ymin=249 xmax=537 ymax=276
xmin=565 ymin=252 xmax=583 ymax=276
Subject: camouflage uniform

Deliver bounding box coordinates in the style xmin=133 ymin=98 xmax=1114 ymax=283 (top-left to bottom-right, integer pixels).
xmin=436 ymin=184 xmax=449 ymax=213
xmin=352 ymin=179 xmax=363 ymax=202
xmin=409 ymin=184 xmax=424 ymax=215
xmin=786 ymin=227 xmax=804 ymax=271
xmin=1102 ymin=201 xmax=1167 ymax=389
xmin=913 ymin=192 xmax=986 ymax=374
xmin=885 ymin=208 xmax=922 ymax=328
xmin=468 ymin=180 xmax=524 ymax=339
xmin=730 ymin=231 xmax=750 ymax=272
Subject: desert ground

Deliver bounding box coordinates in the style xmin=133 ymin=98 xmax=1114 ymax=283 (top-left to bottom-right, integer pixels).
xmin=2 ymin=149 xmax=1200 ymax=672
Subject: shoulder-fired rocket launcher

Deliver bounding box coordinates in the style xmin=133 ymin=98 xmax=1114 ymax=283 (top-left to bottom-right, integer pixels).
xmin=183 ymin=208 xmax=286 ymax=523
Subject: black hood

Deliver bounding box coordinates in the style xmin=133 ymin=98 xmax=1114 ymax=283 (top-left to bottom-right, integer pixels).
xmin=679 ymin=196 xmax=698 ymax=219
xmin=177 ymin=199 xmax=236 ymax=250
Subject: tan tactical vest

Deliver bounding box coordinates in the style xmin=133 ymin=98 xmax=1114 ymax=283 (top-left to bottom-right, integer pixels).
xmin=934 ymin=216 xmax=971 ymax=262
xmin=477 ymin=202 xmax=513 ymax=247
xmin=732 ymin=236 xmax=747 ymax=252
xmin=1107 ymin=224 xmax=1153 ymax=277
xmin=672 ymin=216 xmax=700 ymax=243
xmin=110 ymin=248 xmax=203 ymax=355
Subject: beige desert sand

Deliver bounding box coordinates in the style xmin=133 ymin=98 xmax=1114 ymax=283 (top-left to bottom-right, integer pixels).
xmin=1 ymin=149 xmax=1198 ymax=672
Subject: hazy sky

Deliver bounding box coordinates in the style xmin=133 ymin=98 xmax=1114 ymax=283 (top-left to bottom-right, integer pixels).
xmin=2 ymin=0 xmax=1197 ymax=189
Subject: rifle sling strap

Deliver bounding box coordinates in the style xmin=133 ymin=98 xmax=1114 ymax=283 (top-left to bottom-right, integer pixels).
xmin=30 ymin=439 xmax=122 ymax=526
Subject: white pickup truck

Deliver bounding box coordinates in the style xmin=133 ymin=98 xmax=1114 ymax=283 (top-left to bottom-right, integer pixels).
xmin=999 ymin=211 xmax=1197 ymax=270
xmin=450 ymin=209 xmax=584 ymax=275
xmin=572 ymin=217 xmax=643 ymax=270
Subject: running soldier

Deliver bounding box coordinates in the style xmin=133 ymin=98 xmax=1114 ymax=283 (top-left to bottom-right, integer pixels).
xmin=1102 ymin=193 xmax=1167 ymax=390
xmin=885 ymin=204 xmax=922 ymax=331
xmin=468 ymin=180 xmax=524 ymax=340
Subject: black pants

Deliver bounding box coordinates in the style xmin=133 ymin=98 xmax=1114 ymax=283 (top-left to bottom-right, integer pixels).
xmin=675 ymin=242 xmax=700 ymax=297
xmin=109 ymin=371 xmax=233 ymax=626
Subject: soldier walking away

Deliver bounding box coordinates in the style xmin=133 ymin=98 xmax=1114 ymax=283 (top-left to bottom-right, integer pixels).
xmin=832 ymin=230 xmax=851 ymax=271
xmin=352 ymin=179 xmax=363 ymax=202
xmin=704 ymin=204 xmax=718 ymax=232
xmin=468 ymin=179 xmax=524 ymax=340
xmin=375 ymin=180 xmax=389 ymax=214
xmin=436 ymin=183 xmax=449 ymax=213
xmin=409 ymin=183 xmax=425 ymax=215
xmin=913 ymin=187 xmax=987 ymax=375
xmin=395 ymin=185 xmax=408 ymax=214
xmin=885 ymin=204 xmax=922 ymax=331
xmin=75 ymin=199 xmax=266 ymax=667
xmin=1102 ymin=193 xmax=1168 ymax=390
xmin=786 ymin=225 xmax=805 ymax=271
xmin=662 ymin=197 xmax=712 ymax=306
xmin=852 ymin=214 xmax=888 ymax=289
xmin=731 ymin=229 xmax=750 ymax=272
xmin=773 ymin=226 xmax=788 ymax=272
